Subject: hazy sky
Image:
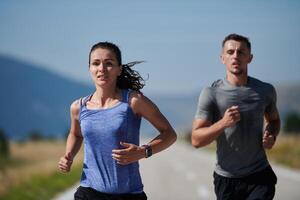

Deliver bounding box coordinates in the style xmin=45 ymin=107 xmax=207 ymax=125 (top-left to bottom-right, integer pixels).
xmin=1 ymin=0 xmax=299 ymax=94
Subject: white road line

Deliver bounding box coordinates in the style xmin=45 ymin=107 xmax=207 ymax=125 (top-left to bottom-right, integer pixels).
xmin=197 ymin=184 xmax=211 ymax=199
xmin=52 ymin=184 xmax=78 ymax=200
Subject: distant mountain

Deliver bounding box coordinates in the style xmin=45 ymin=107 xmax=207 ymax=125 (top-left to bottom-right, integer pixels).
xmin=0 ymin=55 xmax=299 ymax=139
xmin=0 ymin=55 xmax=93 ymax=140
xmin=141 ymin=93 xmax=198 ymax=137
xmin=0 ymin=55 xmax=197 ymax=139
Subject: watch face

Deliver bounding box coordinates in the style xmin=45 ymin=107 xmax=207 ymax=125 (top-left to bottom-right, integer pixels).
xmin=143 ymin=144 xmax=152 ymax=158
xmin=145 ymin=145 xmax=152 ymax=158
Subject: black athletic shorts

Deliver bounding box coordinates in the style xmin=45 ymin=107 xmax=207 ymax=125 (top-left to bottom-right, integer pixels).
xmin=213 ymin=165 xmax=277 ymax=200
xmin=74 ymin=186 xmax=147 ymax=200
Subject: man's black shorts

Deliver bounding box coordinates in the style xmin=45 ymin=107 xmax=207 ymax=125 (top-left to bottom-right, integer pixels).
xmin=213 ymin=165 xmax=277 ymax=200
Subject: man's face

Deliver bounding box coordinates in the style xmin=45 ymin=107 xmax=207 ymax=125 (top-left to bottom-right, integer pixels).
xmin=221 ymin=40 xmax=253 ymax=75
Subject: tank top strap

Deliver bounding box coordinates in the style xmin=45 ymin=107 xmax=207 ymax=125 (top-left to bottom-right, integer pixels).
xmin=79 ymin=98 xmax=83 ymax=108
xmin=79 ymin=94 xmax=92 ymax=110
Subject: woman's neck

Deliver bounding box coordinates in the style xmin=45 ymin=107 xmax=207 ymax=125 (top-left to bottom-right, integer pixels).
xmin=92 ymin=86 xmax=120 ymax=107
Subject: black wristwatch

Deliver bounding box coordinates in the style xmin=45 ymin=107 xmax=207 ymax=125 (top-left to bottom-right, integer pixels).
xmin=142 ymin=144 xmax=152 ymax=158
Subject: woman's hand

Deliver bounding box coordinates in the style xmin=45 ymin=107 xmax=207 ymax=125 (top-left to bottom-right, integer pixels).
xmin=58 ymin=152 xmax=73 ymax=173
xmin=112 ymin=142 xmax=145 ymax=165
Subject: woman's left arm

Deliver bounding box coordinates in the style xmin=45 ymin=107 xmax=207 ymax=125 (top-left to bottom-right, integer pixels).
xmin=112 ymin=92 xmax=177 ymax=165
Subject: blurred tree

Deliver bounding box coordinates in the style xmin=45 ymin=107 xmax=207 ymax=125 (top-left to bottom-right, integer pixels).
xmin=28 ymin=130 xmax=44 ymax=141
xmin=284 ymin=112 xmax=300 ymax=134
xmin=0 ymin=128 xmax=9 ymax=158
xmin=183 ymin=128 xmax=192 ymax=144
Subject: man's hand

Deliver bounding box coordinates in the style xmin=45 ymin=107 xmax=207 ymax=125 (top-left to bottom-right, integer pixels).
xmin=263 ymin=130 xmax=276 ymax=149
xmin=221 ymin=106 xmax=240 ymax=128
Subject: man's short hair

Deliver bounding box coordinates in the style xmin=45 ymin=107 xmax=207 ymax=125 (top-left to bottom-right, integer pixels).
xmin=222 ymin=33 xmax=251 ymax=52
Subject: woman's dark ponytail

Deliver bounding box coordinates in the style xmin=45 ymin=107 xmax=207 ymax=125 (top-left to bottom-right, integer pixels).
xmin=117 ymin=61 xmax=146 ymax=91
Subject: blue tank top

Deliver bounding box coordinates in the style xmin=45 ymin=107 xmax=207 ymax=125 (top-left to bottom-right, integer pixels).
xmin=78 ymin=89 xmax=143 ymax=194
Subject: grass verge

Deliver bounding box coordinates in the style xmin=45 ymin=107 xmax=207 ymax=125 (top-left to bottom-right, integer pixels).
xmin=0 ymin=164 xmax=82 ymax=200
xmin=266 ymin=135 xmax=300 ymax=169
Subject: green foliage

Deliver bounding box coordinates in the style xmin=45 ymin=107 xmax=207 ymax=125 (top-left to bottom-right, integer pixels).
xmin=27 ymin=130 xmax=44 ymax=141
xmin=183 ymin=129 xmax=192 ymax=144
xmin=0 ymin=128 xmax=9 ymax=158
xmin=284 ymin=112 xmax=300 ymax=133
xmin=0 ymin=165 xmax=82 ymax=200
xmin=267 ymin=135 xmax=300 ymax=169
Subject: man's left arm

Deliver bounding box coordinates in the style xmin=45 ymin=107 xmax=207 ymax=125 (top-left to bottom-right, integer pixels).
xmin=263 ymin=110 xmax=281 ymax=149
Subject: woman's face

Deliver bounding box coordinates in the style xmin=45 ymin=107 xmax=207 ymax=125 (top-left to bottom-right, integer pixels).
xmin=89 ymin=48 xmax=122 ymax=87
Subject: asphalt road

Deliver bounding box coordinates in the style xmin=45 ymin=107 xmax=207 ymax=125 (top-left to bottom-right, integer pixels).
xmin=53 ymin=141 xmax=300 ymax=200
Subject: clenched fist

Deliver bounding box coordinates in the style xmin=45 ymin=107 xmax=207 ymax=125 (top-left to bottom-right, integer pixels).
xmin=221 ymin=106 xmax=240 ymax=128
xmin=58 ymin=152 xmax=73 ymax=173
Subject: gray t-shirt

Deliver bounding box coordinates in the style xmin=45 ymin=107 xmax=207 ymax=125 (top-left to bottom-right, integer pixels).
xmin=195 ymin=76 xmax=278 ymax=178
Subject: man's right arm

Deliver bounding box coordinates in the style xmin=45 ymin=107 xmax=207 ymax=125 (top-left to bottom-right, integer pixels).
xmin=191 ymin=106 xmax=240 ymax=148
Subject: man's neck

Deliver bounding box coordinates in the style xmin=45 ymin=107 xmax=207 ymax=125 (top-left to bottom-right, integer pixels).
xmin=226 ymin=73 xmax=248 ymax=86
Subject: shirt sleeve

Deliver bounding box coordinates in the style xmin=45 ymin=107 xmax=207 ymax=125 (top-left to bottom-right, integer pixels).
xmin=265 ymin=85 xmax=278 ymax=115
xmin=194 ymin=87 xmax=215 ymax=122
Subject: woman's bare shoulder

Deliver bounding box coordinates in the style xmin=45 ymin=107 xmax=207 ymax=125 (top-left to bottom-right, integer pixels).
xmin=70 ymin=99 xmax=81 ymax=116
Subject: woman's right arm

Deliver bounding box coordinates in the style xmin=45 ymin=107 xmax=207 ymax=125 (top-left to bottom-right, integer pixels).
xmin=58 ymin=100 xmax=83 ymax=173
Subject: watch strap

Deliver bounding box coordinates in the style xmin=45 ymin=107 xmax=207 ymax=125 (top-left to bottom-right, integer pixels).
xmin=142 ymin=144 xmax=152 ymax=158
